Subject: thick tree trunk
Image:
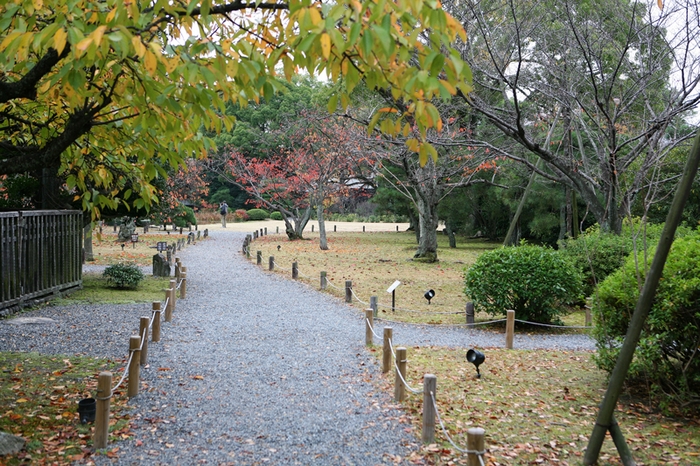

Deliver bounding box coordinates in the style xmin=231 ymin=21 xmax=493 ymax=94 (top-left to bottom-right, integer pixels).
xmin=281 ymin=206 xmax=312 ymax=240
xmin=83 ymin=224 xmax=94 ymax=262
xmin=317 ymin=204 xmax=328 ymax=250
xmin=414 ymin=197 xmax=439 ymax=262
xmin=408 ymin=211 xmax=420 ymax=243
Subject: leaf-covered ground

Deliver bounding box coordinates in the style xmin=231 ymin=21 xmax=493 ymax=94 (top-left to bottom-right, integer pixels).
xmin=0 ymin=352 xmax=132 ymax=465
xmin=371 ymin=347 xmax=700 ymax=465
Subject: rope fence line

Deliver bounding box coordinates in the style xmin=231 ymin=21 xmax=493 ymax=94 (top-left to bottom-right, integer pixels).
xmin=431 ymin=392 xmax=486 ymax=466
xmin=92 ymin=255 xmax=192 ymax=450
xmin=245 ymin=235 xmax=592 ymax=332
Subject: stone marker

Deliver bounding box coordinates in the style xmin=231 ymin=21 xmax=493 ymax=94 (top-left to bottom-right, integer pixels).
xmin=0 ymin=431 xmax=25 ymax=455
xmin=5 ymin=317 xmax=55 ymax=325
xmin=152 ymin=253 xmax=171 ymax=277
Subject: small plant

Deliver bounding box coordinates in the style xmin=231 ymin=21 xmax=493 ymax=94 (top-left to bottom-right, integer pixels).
xmin=246 ymin=208 xmax=270 ymax=220
xmin=232 ymin=209 xmax=249 ymax=222
xmin=464 ymin=243 xmax=582 ymax=324
xmin=270 ymin=211 xmax=283 ymax=220
xmin=103 ymin=263 xmax=145 ymax=289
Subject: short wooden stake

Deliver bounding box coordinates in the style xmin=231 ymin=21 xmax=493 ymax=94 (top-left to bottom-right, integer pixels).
xmin=396 ymin=225 xmax=399 ymax=232
xmin=320 ymin=271 xmax=327 ymax=290
xmin=505 ymin=310 xmax=515 ymax=349
xmin=180 ymin=272 xmax=187 ymax=299
xmin=164 ymin=287 xmax=172 ymax=322
xmin=467 ymin=427 xmax=486 ymax=466
xmin=334 ymin=225 xmax=337 ymax=232
xmin=382 ymin=327 xmax=393 ymax=373
xmin=94 ymin=371 xmax=112 ymax=450
xmin=152 ymin=302 xmax=161 ymax=342
xmin=365 ymin=309 xmax=374 ymax=346
xmin=292 ymin=262 xmax=298 ymax=279
xmin=128 ymin=335 xmax=141 ymax=398
xmin=466 ymin=302 xmax=475 ymax=327
xmin=175 ymin=258 xmax=181 ymax=279
xmin=345 ymin=280 xmax=352 ymax=303
xmin=394 ymin=347 xmax=407 ymax=402
xmin=139 ymin=316 xmax=149 ymax=365
xmin=363 ymin=225 xmax=365 ymax=232
xmin=370 ymin=296 xmax=378 ymax=317
xmin=312 ymin=224 xmax=314 ymax=232
xmin=422 ymin=374 xmax=437 ymax=444
xmin=276 ymin=226 xmax=279 ymax=234
xmin=170 ymin=278 xmax=177 ymax=315
xmin=585 ymin=306 xmax=592 ymax=326
xmin=269 ymin=256 xmax=274 ymax=271
xmin=260 ymin=228 xmax=263 ymax=237
xmin=264 ymin=227 xmax=267 ymax=235
xmin=257 ymin=250 xmax=262 ymax=265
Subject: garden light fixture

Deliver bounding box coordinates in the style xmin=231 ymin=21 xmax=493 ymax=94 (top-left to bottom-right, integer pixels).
xmin=466 ymin=349 xmax=485 ymax=379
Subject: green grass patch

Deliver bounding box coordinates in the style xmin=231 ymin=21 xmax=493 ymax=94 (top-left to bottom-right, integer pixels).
xmin=0 ymin=352 xmax=132 ymax=464
xmin=370 ymin=347 xmax=700 ymax=465
xmin=55 ymin=273 xmax=172 ymax=304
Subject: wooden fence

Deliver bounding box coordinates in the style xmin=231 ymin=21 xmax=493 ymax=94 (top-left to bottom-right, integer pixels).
xmin=1 ymin=210 xmax=82 ymax=312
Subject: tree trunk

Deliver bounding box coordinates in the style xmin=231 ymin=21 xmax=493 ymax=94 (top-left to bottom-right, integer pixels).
xmin=446 ymin=219 xmax=456 ymax=248
xmin=408 ymin=211 xmax=420 ymax=243
xmin=317 ymin=204 xmax=328 ymax=250
xmin=83 ymin=223 xmax=95 ymax=262
xmin=414 ymin=196 xmax=439 ymax=262
xmin=281 ymin=206 xmax=312 ymax=240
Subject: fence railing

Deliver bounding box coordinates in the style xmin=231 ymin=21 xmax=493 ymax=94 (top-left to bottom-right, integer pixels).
xmin=1 ymin=210 xmax=82 ymax=312
xmin=93 ymin=263 xmax=188 ymax=450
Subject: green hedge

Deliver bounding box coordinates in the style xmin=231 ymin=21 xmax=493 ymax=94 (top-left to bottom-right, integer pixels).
xmin=592 ymin=231 xmax=700 ymax=413
xmin=103 ymin=263 xmax=144 ymax=289
xmin=246 ymin=208 xmax=270 ymax=220
xmin=465 ymin=244 xmax=582 ymax=324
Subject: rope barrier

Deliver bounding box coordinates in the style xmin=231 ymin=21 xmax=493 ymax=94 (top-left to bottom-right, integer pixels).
xmin=514 ymin=319 xmax=589 ymax=329
xmin=351 ymin=287 xmax=369 ymax=305
xmin=96 ymin=350 xmax=135 ymax=400
xmin=365 ymin=318 xmax=382 ymax=340
xmin=388 ymin=336 xmax=397 ymax=359
xmin=431 ymin=391 xmax=486 ymax=465
xmin=376 ymin=316 xmax=508 ymax=327
xmin=376 ymin=301 xmax=462 ymax=315
xmin=393 ymin=354 xmax=423 ymax=395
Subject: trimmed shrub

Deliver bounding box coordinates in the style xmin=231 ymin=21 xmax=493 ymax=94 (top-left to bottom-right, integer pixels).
xmin=172 ymin=205 xmax=196 ymax=228
xmin=246 ymin=208 xmax=270 ymax=220
xmin=592 ymin=231 xmax=700 ymax=412
xmin=270 ymin=211 xmax=283 ymax=220
xmin=103 ymin=263 xmax=144 ymax=289
xmin=232 ymin=209 xmax=249 ymax=222
xmin=465 ymin=244 xmax=582 ymax=324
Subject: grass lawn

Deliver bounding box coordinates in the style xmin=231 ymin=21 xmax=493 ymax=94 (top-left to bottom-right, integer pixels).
xmin=249 ymin=230 xmax=700 ymax=465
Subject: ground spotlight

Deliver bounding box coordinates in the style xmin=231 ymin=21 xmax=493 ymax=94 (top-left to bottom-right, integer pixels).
xmin=466 ymin=349 xmax=485 ymax=378
xmin=424 ymin=289 xmax=435 ymax=304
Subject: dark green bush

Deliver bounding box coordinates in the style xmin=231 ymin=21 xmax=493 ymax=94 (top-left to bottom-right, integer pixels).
xmin=246 ymin=208 xmax=270 ymax=220
xmin=270 ymin=211 xmax=283 ymax=220
xmin=592 ymin=231 xmax=700 ymax=412
xmin=103 ymin=263 xmax=145 ymax=289
xmin=464 ymin=244 xmax=582 ymax=324
xmin=172 ymin=205 xmax=197 ymax=228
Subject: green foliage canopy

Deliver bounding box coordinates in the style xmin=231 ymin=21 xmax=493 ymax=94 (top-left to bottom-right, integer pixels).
xmin=0 ymin=0 xmax=472 ymax=219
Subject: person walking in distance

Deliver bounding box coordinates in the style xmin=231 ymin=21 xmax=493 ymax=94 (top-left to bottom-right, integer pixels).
xmin=219 ymin=201 xmax=228 ymax=228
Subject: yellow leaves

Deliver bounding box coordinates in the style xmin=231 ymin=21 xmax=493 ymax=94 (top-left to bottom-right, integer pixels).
xmin=320 ymin=33 xmax=331 ymax=59
xmin=91 ymin=25 xmax=107 ymax=47
xmin=132 ymin=36 xmax=146 ymax=57
xmin=53 ymin=28 xmax=67 ymax=55
xmin=105 ymin=7 xmax=117 ymax=24
xmin=75 ymin=37 xmax=92 ymax=54
xmin=144 ymin=50 xmax=157 ymax=74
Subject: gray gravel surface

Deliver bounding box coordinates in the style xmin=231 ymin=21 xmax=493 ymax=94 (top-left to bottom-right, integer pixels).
xmin=0 ymin=229 xmax=594 ymax=465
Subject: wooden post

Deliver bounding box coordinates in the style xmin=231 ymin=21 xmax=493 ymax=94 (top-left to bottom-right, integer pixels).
xmin=175 ymin=258 xmax=181 ymax=279
xmin=169 ymin=278 xmax=177 ymax=315
xmin=257 ymin=251 xmax=262 ymax=265
xmin=164 ymin=286 xmax=172 ymax=322
xmin=320 ymin=271 xmax=327 ymax=290
xmin=264 ymin=227 xmax=267 ymax=235
xmin=422 ymin=374 xmax=437 ymax=444
xmin=394 ymin=347 xmax=407 ymax=402
xmin=334 ymin=225 xmax=337 ymax=232
xmin=269 ymin=256 xmax=274 ymax=271
xmin=585 ymin=306 xmax=592 ymax=327
xmin=467 ymin=427 xmax=486 ymax=466
xmin=312 ymin=224 xmax=314 ymax=232
xmin=365 ymin=309 xmax=374 ymax=346
xmin=370 ymin=296 xmax=378 ymax=317
xmin=128 ymin=335 xmax=141 ymax=398
xmin=139 ymin=317 xmax=149 ymax=365
xmin=506 ymin=309 xmax=515 ymax=349
xmin=292 ymin=262 xmax=298 ymax=279
xmin=260 ymin=228 xmax=263 ymax=237
xmin=94 ymin=371 xmax=112 ymax=450
xmin=152 ymin=302 xmax=161 ymax=342
xmin=396 ymin=225 xmax=399 ymax=232
xmin=345 ymin=280 xmax=352 ymax=303
xmin=276 ymin=226 xmax=279 ymax=234
xmin=466 ymin=302 xmax=475 ymax=327
xmin=382 ymin=327 xmax=393 ymax=373
xmin=363 ymin=225 xmax=365 ymax=232
xmin=180 ymin=272 xmax=187 ymax=299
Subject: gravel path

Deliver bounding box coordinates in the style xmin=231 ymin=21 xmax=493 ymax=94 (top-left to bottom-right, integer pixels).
xmin=0 ymin=229 xmax=594 ymax=465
